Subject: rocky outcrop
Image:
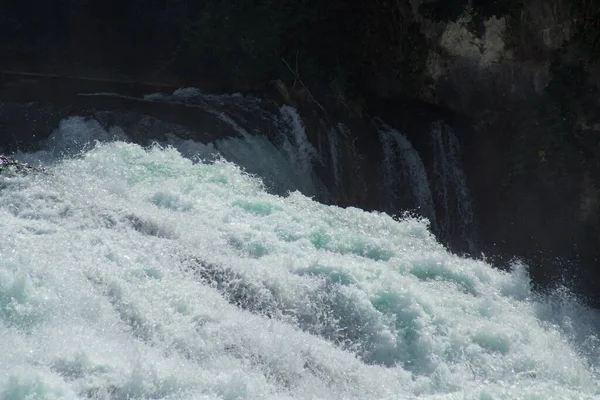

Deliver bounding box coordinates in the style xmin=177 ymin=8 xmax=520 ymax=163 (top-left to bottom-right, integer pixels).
xmin=400 ymin=1 xmax=600 ymax=301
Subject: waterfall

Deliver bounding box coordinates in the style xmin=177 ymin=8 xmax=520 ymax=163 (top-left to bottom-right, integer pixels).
xmin=144 ymin=90 xmax=326 ymax=198
xmin=376 ymin=119 xmax=437 ymax=226
xmin=327 ymin=122 xmax=349 ymax=191
xmin=277 ymin=105 xmax=323 ymax=197
xmin=430 ymin=120 xmax=476 ymax=251
xmin=5 ymin=87 xmax=478 ymax=253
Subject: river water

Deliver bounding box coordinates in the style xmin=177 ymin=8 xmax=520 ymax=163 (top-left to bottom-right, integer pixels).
xmin=0 ymin=113 xmax=599 ymax=399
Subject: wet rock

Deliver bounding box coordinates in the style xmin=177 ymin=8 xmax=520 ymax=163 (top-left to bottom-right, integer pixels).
xmin=0 ymin=155 xmax=42 ymax=174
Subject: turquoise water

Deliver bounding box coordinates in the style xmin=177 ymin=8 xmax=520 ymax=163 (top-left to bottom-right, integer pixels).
xmin=1 ymin=122 xmax=599 ymax=399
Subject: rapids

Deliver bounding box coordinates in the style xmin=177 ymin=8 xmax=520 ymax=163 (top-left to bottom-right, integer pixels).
xmin=1 ymin=118 xmax=599 ymax=399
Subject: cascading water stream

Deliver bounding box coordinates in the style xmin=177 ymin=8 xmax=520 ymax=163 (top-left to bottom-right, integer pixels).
xmin=5 ymin=88 xmax=476 ymax=246
xmin=376 ymin=119 xmax=437 ymax=227
xmin=327 ymin=122 xmax=350 ymax=193
xmin=430 ymin=120 xmax=476 ymax=252
xmin=141 ymin=89 xmax=326 ymax=199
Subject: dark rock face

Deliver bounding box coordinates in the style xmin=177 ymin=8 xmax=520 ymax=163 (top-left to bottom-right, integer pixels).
xmin=414 ymin=1 xmax=600 ymax=302
xmin=1 ymin=0 xmax=600 ymax=306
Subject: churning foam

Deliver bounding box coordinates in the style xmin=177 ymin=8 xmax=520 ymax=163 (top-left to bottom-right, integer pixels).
xmin=1 ymin=121 xmax=599 ymax=399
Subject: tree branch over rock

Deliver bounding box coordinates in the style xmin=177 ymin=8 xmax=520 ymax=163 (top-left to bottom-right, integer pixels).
xmin=281 ymin=55 xmax=327 ymax=116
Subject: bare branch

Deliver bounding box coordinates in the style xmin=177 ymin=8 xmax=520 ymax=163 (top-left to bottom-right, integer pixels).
xmin=281 ymin=56 xmax=328 ymax=116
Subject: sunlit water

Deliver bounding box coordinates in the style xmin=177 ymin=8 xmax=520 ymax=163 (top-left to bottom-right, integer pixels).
xmin=1 ymin=119 xmax=600 ymax=399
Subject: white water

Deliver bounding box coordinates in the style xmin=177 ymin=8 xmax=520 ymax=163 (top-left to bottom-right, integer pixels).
xmin=149 ymin=89 xmax=325 ymax=198
xmin=90 ymin=86 xmax=327 ymax=199
xmin=2 ymin=120 xmax=600 ymax=399
xmin=162 ymin=105 xmax=324 ymax=198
